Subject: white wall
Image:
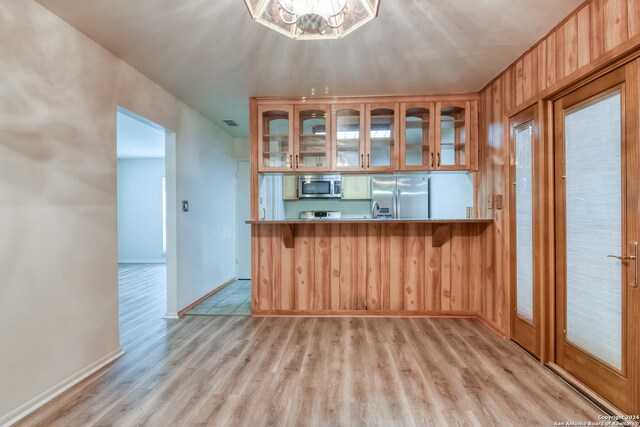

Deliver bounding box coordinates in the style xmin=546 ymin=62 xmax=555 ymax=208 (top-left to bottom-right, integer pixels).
xmin=117 ymin=159 xmax=165 ymax=263
xmin=0 ymin=1 xmax=236 ymax=424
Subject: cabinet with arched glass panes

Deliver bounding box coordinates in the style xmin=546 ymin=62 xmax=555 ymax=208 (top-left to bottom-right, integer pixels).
xmin=400 ymin=101 xmax=475 ymax=171
xmin=294 ymin=105 xmax=330 ymax=171
xmin=256 ymin=97 xmax=476 ymax=173
xmin=257 ymin=105 xmax=294 ymax=172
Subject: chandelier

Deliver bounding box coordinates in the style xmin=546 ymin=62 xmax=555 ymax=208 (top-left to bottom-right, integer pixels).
xmin=244 ymin=0 xmax=380 ymax=40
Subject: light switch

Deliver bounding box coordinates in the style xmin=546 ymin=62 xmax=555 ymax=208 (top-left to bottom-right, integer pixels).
xmin=182 ymin=200 xmax=189 ymax=212
xmin=495 ymin=194 xmax=503 ymax=210
xmin=488 ymin=194 xmax=494 ymax=209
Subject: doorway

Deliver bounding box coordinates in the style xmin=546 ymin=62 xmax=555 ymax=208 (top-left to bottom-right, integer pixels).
xmin=116 ymin=107 xmax=177 ymax=330
xmin=553 ymin=65 xmax=639 ymax=413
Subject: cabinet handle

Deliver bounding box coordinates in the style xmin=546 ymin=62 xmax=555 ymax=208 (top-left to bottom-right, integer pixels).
xmin=361 ymin=153 xmax=364 ymax=169
xmin=295 ymin=154 xmax=299 ymax=169
xmin=430 ymin=153 xmax=434 ymax=168
xmin=367 ymin=153 xmax=370 ymax=168
xmin=289 ymin=154 xmax=293 ymax=169
xmin=437 ymin=152 xmax=441 ymax=168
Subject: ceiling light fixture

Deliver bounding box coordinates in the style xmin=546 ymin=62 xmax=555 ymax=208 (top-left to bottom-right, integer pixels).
xmin=244 ymin=0 xmax=380 ymax=40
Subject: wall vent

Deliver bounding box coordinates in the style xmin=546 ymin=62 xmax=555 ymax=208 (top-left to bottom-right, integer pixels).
xmin=223 ymin=119 xmax=238 ymax=127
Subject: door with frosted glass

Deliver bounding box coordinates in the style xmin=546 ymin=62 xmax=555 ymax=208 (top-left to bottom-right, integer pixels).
xmin=554 ymin=67 xmax=638 ymax=413
xmin=510 ymin=107 xmax=539 ymax=357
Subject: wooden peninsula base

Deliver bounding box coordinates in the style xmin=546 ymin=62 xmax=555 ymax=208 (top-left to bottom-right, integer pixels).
xmin=248 ymin=219 xmax=492 ymax=316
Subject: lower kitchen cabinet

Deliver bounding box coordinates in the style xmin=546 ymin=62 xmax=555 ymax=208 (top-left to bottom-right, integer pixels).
xmin=251 ymin=220 xmax=490 ymax=314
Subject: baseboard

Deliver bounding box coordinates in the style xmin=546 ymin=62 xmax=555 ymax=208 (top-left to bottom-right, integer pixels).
xmin=164 ymin=312 xmax=179 ymax=319
xmin=177 ymin=277 xmax=237 ymax=317
xmin=0 ymin=348 xmax=124 ymax=427
xmin=477 ymin=313 xmax=508 ymax=339
xmin=251 ymin=310 xmax=479 ymax=318
xmin=118 ymin=259 xmax=166 ymax=264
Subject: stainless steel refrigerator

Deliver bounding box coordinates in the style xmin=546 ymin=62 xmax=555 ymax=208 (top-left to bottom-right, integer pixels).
xmin=371 ymin=174 xmax=429 ymax=219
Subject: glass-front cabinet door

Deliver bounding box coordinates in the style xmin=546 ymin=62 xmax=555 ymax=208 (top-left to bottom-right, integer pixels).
xmin=332 ymin=104 xmax=364 ymax=171
xmin=400 ymin=103 xmax=435 ymax=170
xmin=435 ymin=101 xmax=471 ymax=170
xmin=257 ymin=106 xmax=294 ymax=172
xmin=294 ymin=105 xmax=330 ymax=171
xmin=366 ymin=103 xmax=398 ymax=171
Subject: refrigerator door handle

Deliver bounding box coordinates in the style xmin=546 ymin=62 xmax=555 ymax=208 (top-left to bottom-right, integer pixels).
xmin=395 ymin=187 xmax=400 ymax=219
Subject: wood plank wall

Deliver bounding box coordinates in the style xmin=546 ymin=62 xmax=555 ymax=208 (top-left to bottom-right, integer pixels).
xmin=252 ymin=223 xmax=485 ymax=315
xmin=478 ymin=0 xmax=640 ymax=334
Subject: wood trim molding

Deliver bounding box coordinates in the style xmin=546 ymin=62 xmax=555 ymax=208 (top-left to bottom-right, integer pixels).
xmin=251 ymin=310 xmax=479 ymax=318
xmin=177 ymin=278 xmax=236 ymax=318
xmin=254 ymin=93 xmax=480 ymax=106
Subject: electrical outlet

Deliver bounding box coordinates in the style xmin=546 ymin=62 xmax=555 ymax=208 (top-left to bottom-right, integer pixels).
xmin=495 ymin=194 xmax=503 ymax=210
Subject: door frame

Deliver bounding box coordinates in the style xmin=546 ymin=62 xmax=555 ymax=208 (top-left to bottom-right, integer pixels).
xmin=552 ymin=64 xmax=639 ymax=414
xmin=236 ymin=159 xmax=251 ymax=279
xmin=509 ymin=105 xmax=542 ymax=358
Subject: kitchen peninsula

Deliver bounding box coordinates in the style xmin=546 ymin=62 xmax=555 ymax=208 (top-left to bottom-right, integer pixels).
xmin=249 ymin=94 xmax=495 ymax=316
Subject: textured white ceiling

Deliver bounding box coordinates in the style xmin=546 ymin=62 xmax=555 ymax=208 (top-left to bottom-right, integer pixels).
xmin=36 ymin=0 xmax=584 ymax=137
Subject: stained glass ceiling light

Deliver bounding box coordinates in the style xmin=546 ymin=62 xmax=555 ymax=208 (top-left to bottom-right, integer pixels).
xmin=244 ymin=0 xmax=380 ymax=40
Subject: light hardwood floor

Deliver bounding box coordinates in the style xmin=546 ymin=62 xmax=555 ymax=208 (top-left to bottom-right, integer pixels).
xmin=17 ymin=264 xmax=602 ymax=426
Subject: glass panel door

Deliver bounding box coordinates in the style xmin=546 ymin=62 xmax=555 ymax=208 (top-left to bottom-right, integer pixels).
xmin=437 ymin=102 xmax=468 ymax=169
xmin=401 ymin=104 xmax=433 ymax=170
xmin=258 ymin=108 xmax=292 ymax=171
xmin=554 ymin=66 xmax=637 ymax=414
xmin=367 ymin=105 xmax=397 ymax=170
xmin=515 ymin=123 xmax=534 ymax=324
xmin=564 ymin=91 xmax=622 ymax=370
xmin=296 ymin=106 xmax=329 ymax=170
xmin=510 ymin=106 xmax=539 ymax=358
xmin=333 ymin=105 xmax=363 ymax=171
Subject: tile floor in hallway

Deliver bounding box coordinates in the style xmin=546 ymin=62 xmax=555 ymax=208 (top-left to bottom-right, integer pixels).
xmin=185 ymin=279 xmax=251 ymax=315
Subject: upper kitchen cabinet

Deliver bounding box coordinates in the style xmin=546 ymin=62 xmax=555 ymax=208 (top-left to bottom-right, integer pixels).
xmin=294 ymin=105 xmax=331 ymax=171
xmin=253 ymin=95 xmax=478 ymax=173
xmin=333 ymin=103 xmax=399 ymax=172
xmin=435 ymin=101 xmax=477 ymax=171
xmin=365 ymin=104 xmax=399 ymax=171
xmin=332 ymin=104 xmax=365 ymax=171
xmin=400 ymin=103 xmax=435 ymax=170
xmin=257 ymin=105 xmax=294 ymax=172
xmin=399 ymin=100 xmax=478 ymax=171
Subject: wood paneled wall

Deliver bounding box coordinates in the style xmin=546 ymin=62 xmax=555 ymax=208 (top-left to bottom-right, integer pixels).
xmin=252 ymin=223 xmax=486 ymax=315
xmin=493 ymin=0 xmax=640 ymax=114
xmin=478 ymin=0 xmax=640 ymax=335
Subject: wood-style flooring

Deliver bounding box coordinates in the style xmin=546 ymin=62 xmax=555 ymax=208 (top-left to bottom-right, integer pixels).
xmin=17 ymin=264 xmax=602 ymax=426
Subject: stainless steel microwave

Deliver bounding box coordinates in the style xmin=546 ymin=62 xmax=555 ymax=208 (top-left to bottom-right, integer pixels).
xmin=298 ymin=175 xmax=341 ymax=199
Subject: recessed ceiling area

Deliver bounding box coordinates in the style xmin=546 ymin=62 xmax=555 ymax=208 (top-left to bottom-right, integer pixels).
xmin=36 ymin=0 xmax=585 ymax=137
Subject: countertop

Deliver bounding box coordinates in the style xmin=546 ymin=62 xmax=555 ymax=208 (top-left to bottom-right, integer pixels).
xmin=245 ymin=218 xmax=493 ymax=225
